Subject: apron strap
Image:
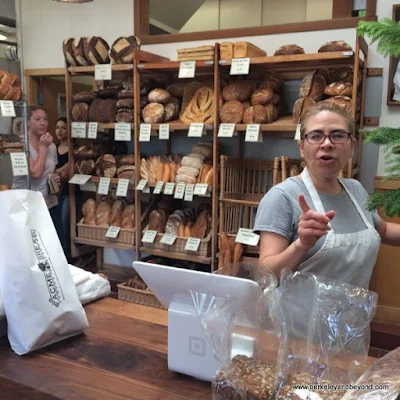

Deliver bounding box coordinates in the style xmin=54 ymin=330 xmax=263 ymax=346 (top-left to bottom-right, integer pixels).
xmin=300 ymin=168 xmax=326 ymax=214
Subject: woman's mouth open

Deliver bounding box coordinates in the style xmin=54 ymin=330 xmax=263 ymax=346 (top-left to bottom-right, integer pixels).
xmin=319 ymin=155 xmax=335 ymax=165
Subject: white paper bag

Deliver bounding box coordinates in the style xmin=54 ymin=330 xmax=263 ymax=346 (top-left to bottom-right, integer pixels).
xmin=0 ymin=190 xmax=89 ymax=355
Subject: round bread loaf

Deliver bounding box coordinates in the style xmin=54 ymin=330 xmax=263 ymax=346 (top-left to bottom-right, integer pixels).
xmin=319 ymin=95 xmax=357 ymax=114
xmin=118 ymin=89 xmax=134 ymax=99
xmin=63 ymin=38 xmax=78 ymax=66
xmin=264 ymin=104 xmax=279 ymax=123
xmin=98 ymin=99 xmax=116 ymax=123
xmin=71 ymin=102 xmax=89 ymax=122
xmin=292 ymin=97 xmax=316 ymax=124
xmin=243 ymin=105 xmax=268 ymax=124
xmin=117 ymin=165 xmax=135 ymax=179
xmin=242 ymin=102 xmax=251 ymax=111
xmin=222 ymin=82 xmax=252 ymax=102
xmin=328 ymin=67 xmax=360 ymax=85
xmin=116 ymin=109 xmax=134 ymax=123
xmin=110 ymin=36 xmax=140 ymax=64
xmin=75 ymin=159 xmax=95 ymax=175
xmin=219 ymin=100 xmax=244 ymax=124
xmin=117 ymin=154 xmax=135 ymax=166
xmin=315 ymin=68 xmax=330 ymax=82
xmin=267 ymin=93 xmax=281 ymax=106
xmin=148 ymin=88 xmax=171 ymax=104
xmin=73 ymin=91 xmax=96 ymax=104
xmin=72 ymin=38 xmax=89 ymax=66
xmin=164 ymin=98 xmax=180 ymax=122
xmin=88 ymin=98 xmax=102 ymax=122
xmin=166 ymin=83 xmax=186 ymax=98
xmin=83 ymin=36 xmax=110 ymax=65
xmin=262 ymin=73 xmax=284 ymax=89
xmin=97 ymin=88 xmax=118 ymax=99
xmin=117 ymin=98 xmax=134 ymax=109
xmin=274 ymin=44 xmax=305 ymax=56
xmin=95 ymin=154 xmax=117 ymax=178
xmin=318 ymin=40 xmax=352 ymax=53
xmin=142 ymin=103 xmax=165 ymax=124
xmin=299 ymin=73 xmax=326 ymax=100
xmin=74 ymin=145 xmax=99 ymax=160
xmin=251 ymin=88 xmax=274 ymax=106
xmin=324 ymin=81 xmax=353 ymax=97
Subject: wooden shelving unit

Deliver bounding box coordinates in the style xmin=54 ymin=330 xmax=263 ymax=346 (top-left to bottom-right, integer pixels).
xmin=140 ymin=247 xmax=212 ymax=265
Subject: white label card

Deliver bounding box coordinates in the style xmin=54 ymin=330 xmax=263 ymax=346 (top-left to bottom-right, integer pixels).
xmin=0 ymin=100 xmax=16 ymax=117
xmin=184 ymin=184 xmax=195 ymax=202
xmin=188 ymin=123 xmax=204 ymax=137
xmin=88 ymin=122 xmax=98 ymax=139
xmin=159 ymin=124 xmax=170 ymax=140
xmin=71 ymin=122 xmax=86 ymax=139
xmin=10 ymin=153 xmax=28 ymax=176
xmin=142 ymin=186 xmax=151 ymax=193
xmin=97 ymin=177 xmax=111 ymax=195
xmin=95 ymin=64 xmax=112 ymax=81
xmin=153 ymin=181 xmax=164 ymax=195
xmin=185 ymin=238 xmax=201 ymax=252
xmin=142 ymin=230 xmax=158 ymax=244
xmin=294 ymin=124 xmax=301 ymax=140
xmin=218 ymin=123 xmax=235 ymax=138
xmin=160 ymin=233 xmax=177 ymax=246
xmin=136 ymin=179 xmax=148 ymax=191
xmin=174 ymin=183 xmax=186 ymax=199
xmin=230 ymin=58 xmax=250 ymax=75
xmin=115 ymin=123 xmax=131 ymax=141
xmin=69 ymin=174 xmax=91 ymax=185
xmin=140 ymin=124 xmax=152 ymax=142
xmin=179 ymin=61 xmax=196 ymax=78
xmin=245 ymin=124 xmax=261 ymax=142
xmin=164 ymin=182 xmax=175 ymax=195
xmin=342 ymin=51 xmax=354 ymax=56
xmin=105 ymin=226 xmax=121 ymax=239
xmin=116 ymin=178 xmax=130 ymax=197
xmin=80 ymin=181 xmax=97 ymax=192
xmin=194 ymin=183 xmax=208 ymax=196
xmin=235 ymin=228 xmax=260 ymax=247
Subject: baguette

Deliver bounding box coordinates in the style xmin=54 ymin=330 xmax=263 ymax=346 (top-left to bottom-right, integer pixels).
xmin=232 ymin=243 xmax=244 ymax=277
xmin=162 ymin=162 xmax=171 ymax=182
xmin=178 ymin=223 xmax=185 ymax=237
xmin=184 ymin=221 xmax=194 ymax=238
xmin=156 ymin=163 xmax=165 ymax=182
xmin=219 ymin=232 xmax=229 ymax=271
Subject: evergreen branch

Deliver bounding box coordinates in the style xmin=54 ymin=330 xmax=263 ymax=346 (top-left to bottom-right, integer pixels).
xmin=367 ymin=189 xmax=400 ymax=218
xmin=358 ymin=19 xmax=400 ymax=57
xmin=363 ymin=127 xmax=400 ymax=146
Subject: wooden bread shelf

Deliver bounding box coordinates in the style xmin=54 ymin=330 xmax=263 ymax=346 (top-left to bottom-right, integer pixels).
xmin=140 ymin=247 xmax=212 ymax=265
xmin=137 ymin=60 xmax=214 ymax=72
xmin=89 ymin=176 xmax=135 ymax=185
xmin=75 ymin=237 xmax=135 ymax=251
xmin=87 ymin=122 xmax=134 ymax=130
xmin=150 ymin=120 xmax=214 ymax=131
xmin=235 ymin=115 xmax=296 ymax=132
xmin=68 ymin=64 xmax=134 ymax=74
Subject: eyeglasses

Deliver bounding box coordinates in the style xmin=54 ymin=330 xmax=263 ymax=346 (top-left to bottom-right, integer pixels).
xmin=303 ymin=131 xmax=351 ymax=144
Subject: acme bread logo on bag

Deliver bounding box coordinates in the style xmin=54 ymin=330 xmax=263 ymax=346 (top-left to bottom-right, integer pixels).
xmin=31 ymin=229 xmax=65 ymax=307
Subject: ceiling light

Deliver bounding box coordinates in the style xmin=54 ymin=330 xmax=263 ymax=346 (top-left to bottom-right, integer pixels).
xmin=0 ymin=34 xmax=8 ymax=40
xmin=53 ymin=0 xmax=93 ymax=3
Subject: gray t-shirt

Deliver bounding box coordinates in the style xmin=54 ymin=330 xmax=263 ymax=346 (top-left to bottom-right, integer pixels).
xmin=253 ymin=176 xmax=381 ymax=261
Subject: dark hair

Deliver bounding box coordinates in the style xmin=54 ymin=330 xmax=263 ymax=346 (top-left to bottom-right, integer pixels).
xmin=56 ymin=117 xmax=67 ymax=125
xmin=28 ymin=105 xmax=47 ymax=121
xmin=300 ymin=102 xmax=355 ymax=138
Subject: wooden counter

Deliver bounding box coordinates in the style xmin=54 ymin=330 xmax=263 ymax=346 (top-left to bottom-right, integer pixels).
xmin=0 ymin=298 xmax=211 ymax=400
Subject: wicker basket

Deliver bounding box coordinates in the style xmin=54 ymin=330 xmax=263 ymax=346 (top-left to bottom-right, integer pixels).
xmin=117 ymin=282 xmax=165 ymax=310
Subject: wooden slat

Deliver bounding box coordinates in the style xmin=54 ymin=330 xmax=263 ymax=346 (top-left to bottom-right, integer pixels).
xmin=332 ymin=0 xmax=353 ymax=18
xmin=366 ymin=0 xmax=377 ymax=17
xmin=68 ymin=64 xmax=134 ymax=74
xmin=235 ymin=115 xmax=296 ymax=132
xmin=151 ymin=121 xmax=213 ymax=131
xmin=374 ymin=305 xmax=400 ymax=328
xmin=140 ymin=247 xmax=212 ymax=265
xmin=375 ymin=176 xmax=400 ymax=190
xmin=364 ymin=117 xmax=379 ymax=126
xmin=24 ymin=68 xmax=65 ymax=77
xmin=75 ymin=237 xmax=135 ymax=251
xmin=367 ymin=67 xmax=383 ymax=76
xmin=137 ymin=60 xmax=214 ymax=71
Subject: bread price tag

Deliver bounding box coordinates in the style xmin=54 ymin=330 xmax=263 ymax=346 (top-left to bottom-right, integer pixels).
xmin=0 ymin=100 xmax=16 ymax=117
xmin=105 ymin=226 xmax=121 ymax=239
xmin=185 ymin=238 xmax=201 ymax=252
xmin=10 ymin=153 xmax=28 ymax=176
xmin=95 ymin=63 xmax=112 ymax=81
xmin=160 ymin=233 xmax=177 ymax=246
xmin=116 ymin=178 xmax=130 ymax=197
xmin=88 ymin=122 xmax=98 ymax=139
xmin=97 ymin=177 xmax=111 ymax=195
xmin=153 ymin=181 xmax=164 ymax=195
xmin=218 ymin=123 xmax=236 ymax=138
xmin=294 ymin=124 xmax=301 ymax=140
xmin=235 ymin=228 xmax=260 ymax=247
xmin=230 ymin=58 xmax=250 ymax=75
xmin=142 ymin=230 xmax=158 ymax=244
xmin=142 ymin=186 xmax=151 ymax=193
xmin=245 ymin=124 xmax=261 ymax=142
xmin=69 ymin=174 xmax=91 ymax=185
xmin=71 ymin=122 xmax=86 ymax=139
xmin=164 ymin=182 xmax=175 ymax=195
xmin=140 ymin=124 xmax=152 ymax=142
xmin=194 ymin=183 xmax=208 ymax=196
xmin=188 ymin=123 xmax=204 ymax=137
xmin=179 ymin=61 xmax=196 ymax=79
xmin=115 ymin=123 xmax=131 ymax=141
xmin=159 ymin=124 xmax=170 ymax=140
xmin=80 ymin=181 xmax=97 ymax=192
xmin=184 ymin=183 xmax=195 ymax=202
xmin=174 ymin=183 xmax=186 ymax=199
xmin=136 ymin=179 xmax=148 ymax=191
xmin=342 ymin=51 xmax=353 ymax=56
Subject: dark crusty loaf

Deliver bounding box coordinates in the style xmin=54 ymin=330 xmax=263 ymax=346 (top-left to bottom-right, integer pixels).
xmin=251 ymin=88 xmax=274 ymax=106
xmin=73 ymin=91 xmax=96 ymax=104
xmin=83 ymin=36 xmax=110 ymax=65
xmin=116 ymin=109 xmax=133 ymax=123
xmin=95 ymin=154 xmax=117 ymax=178
xmin=72 ymin=38 xmax=89 ymax=66
xmin=73 ymin=145 xmax=99 ymax=160
xmin=243 ymin=105 xmax=268 ymax=124
xmin=318 ymin=40 xmax=352 ymax=53
xmin=292 ymin=97 xmax=316 ymax=124
xmin=63 ymin=38 xmax=78 ymax=67
xmin=299 ymin=72 xmax=326 ymax=100
xmin=324 ymin=81 xmax=353 ymax=97
xmin=71 ymin=102 xmax=89 ymax=122
xmin=75 ymin=160 xmax=95 ymax=175
xmin=219 ymin=100 xmax=244 ymax=124
xmin=110 ymin=36 xmax=140 ymax=64
xmin=222 ymin=81 xmax=253 ymax=102
xmin=274 ymin=44 xmax=305 ymax=56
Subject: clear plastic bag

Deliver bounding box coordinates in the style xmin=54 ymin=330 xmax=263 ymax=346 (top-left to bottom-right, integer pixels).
xmin=342 ymin=347 xmax=400 ymax=400
xmin=191 ymin=262 xmax=280 ymax=400
xmin=274 ymin=270 xmax=378 ymax=399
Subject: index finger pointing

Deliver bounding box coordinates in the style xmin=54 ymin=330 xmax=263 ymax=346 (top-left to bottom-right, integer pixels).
xmin=298 ymin=194 xmax=311 ymax=214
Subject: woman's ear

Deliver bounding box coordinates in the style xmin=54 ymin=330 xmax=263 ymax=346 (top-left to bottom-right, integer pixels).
xmin=298 ymin=139 xmax=305 ymax=158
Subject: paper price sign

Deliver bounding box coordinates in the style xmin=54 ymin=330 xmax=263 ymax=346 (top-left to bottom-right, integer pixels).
xmin=116 ymin=179 xmax=130 ymax=197
xmin=88 ymin=122 xmax=98 ymax=139
xmin=174 ymin=183 xmax=186 ymax=199
xmin=105 ymin=226 xmax=121 ymax=239
xmin=188 ymin=123 xmax=204 ymax=137
xmin=97 ymin=177 xmax=111 ymax=195
xmin=142 ymin=230 xmax=158 ymax=244
xmin=10 ymin=153 xmax=28 ymax=176
xmin=153 ymin=181 xmax=164 ymax=194
xmin=136 ymin=179 xmax=148 ymax=191
xmin=71 ymin=122 xmax=86 ymax=139
xmin=160 ymin=233 xmax=177 ymax=246
xmin=245 ymin=124 xmax=261 ymax=142
xmin=230 ymin=58 xmax=250 ymax=75
xmin=142 ymin=186 xmax=151 ymax=193
xmin=184 ymin=184 xmax=195 ymax=202
xmin=115 ymin=123 xmax=131 ymax=141
xmin=95 ymin=64 xmax=112 ymax=81
xmin=194 ymin=183 xmax=208 ymax=196
xmin=342 ymin=51 xmax=353 ymax=56
xmin=164 ymin=182 xmax=175 ymax=195
xmin=159 ymin=124 xmax=170 ymax=140
xmin=0 ymin=100 xmax=16 ymax=117
xmin=185 ymin=238 xmax=201 ymax=252
xmin=140 ymin=124 xmax=152 ymax=142
xmin=80 ymin=181 xmax=97 ymax=192
xmin=235 ymin=228 xmax=260 ymax=247
xmin=218 ymin=123 xmax=235 ymax=138
xmin=69 ymin=174 xmax=91 ymax=185
xmin=179 ymin=61 xmax=196 ymax=78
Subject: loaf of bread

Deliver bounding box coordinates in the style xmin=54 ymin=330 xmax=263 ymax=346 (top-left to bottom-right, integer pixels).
xmin=220 ymin=42 xmax=234 ymax=60
xmin=97 ymin=88 xmax=118 ymax=99
xmin=76 ymin=159 xmax=95 ymax=175
xmin=117 ymin=154 xmax=135 ymax=166
xmin=299 ymin=73 xmax=326 ymax=100
xmin=71 ymin=102 xmax=89 ymax=122
xmin=74 ymin=146 xmax=99 ymax=160
xmin=96 ymin=200 xmax=112 ymax=226
xmin=116 ymin=109 xmax=133 ymax=123
xmin=222 ymin=82 xmax=252 ymax=102
xmin=148 ymin=89 xmax=171 ymax=104
xmin=63 ymin=38 xmax=78 ymax=67
xmin=99 ymin=99 xmax=117 ymax=123
xmin=267 ymin=93 xmax=280 ymax=106
xmin=274 ymin=44 xmax=305 ymax=56
xmin=219 ymin=100 xmax=243 ymax=124
xmin=72 ymin=38 xmax=89 ymax=66
xmin=175 ymin=175 xmax=197 ymax=184
xmin=329 ymin=66 xmax=355 ymax=84
xmin=263 ymin=73 xmax=284 ymax=90
xmin=83 ymin=36 xmax=110 ymax=65
xmin=110 ymin=200 xmax=126 ymax=227
xmin=110 ymin=36 xmax=140 ymax=64
xmin=121 ymin=205 xmax=135 ymax=229
xmin=143 ymin=103 xmax=165 ymax=124
xmin=177 ymin=165 xmax=200 ymax=178
xmin=117 ymin=165 xmax=135 ymax=179
xmin=148 ymin=209 xmax=168 ymax=233
xmin=292 ymin=97 xmax=317 ymax=124
xmin=82 ymin=199 xmax=96 ymax=225
xmin=264 ymin=104 xmax=279 ymax=123
xmin=243 ymin=105 xmax=268 ymax=124
xmin=95 ymin=154 xmax=117 ymax=178
xmin=181 ymin=156 xmax=203 ymax=170
xmin=233 ymin=42 xmax=266 ymax=58
xmin=164 ymin=98 xmax=180 ymax=122
xmin=192 ymin=142 xmax=212 ymax=159
xmin=117 ymin=98 xmax=134 ymax=109
xmin=319 ymin=95 xmax=354 ymax=114
xmin=251 ymin=88 xmax=274 ymax=106
xmin=259 ymin=79 xmax=280 ymax=93
xmin=180 ymin=87 xmax=214 ymax=124
xmin=73 ymin=91 xmax=96 ymax=104
xmin=318 ymin=40 xmax=352 ymax=53
xmin=118 ymin=89 xmax=134 ymax=99
xmin=324 ymin=81 xmax=353 ymax=97
xmin=191 ymin=210 xmax=209 ymax=239
xmin=166 ymin=83 xmax=186 ymax=98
